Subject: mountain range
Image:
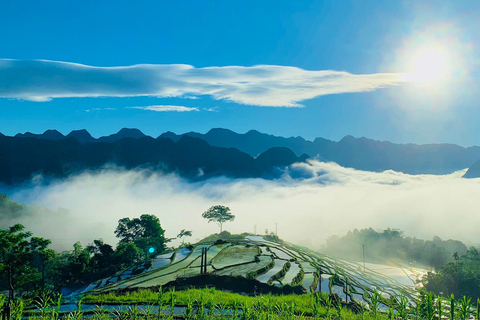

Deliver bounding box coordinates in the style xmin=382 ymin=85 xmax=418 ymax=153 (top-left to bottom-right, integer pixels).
xmin=2 ymin=128 xmax=480 ymax=184
xmin=0 ymin=130 xmax=308 ymax=185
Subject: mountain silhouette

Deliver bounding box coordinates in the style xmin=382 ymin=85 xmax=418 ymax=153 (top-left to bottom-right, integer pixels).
xmin=15 ymin=129 xmax=65 ymax=140
xmin=66 ymin=129 xmax=95 ymax=144
xmin=6 ymin=127 xmax=480 ymax=179
xmin=159 ymin=128 xmax=312 ymax=157
xmin=162 ymin=129 xmax=480 ymax=175
xmin=97 ymin=128 xmax=146 ymax=143
xmin=0 ymin=133 xmax=307 ymax=185
xmin=14 ymin=128 xmax=147 ymax=144
xmin=463 ymin=159 xmax=480 ymax=178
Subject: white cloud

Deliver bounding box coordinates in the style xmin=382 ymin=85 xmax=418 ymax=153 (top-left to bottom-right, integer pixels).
xmin=5 ymin=161 xmax=480 ymax=252
xmin=129 ymin=105 xmax=199 ymax=112
xmin=203 ymin=107 xmax=219 ymax=112
xmin=0 ymin=59 xmax=410 ymax=107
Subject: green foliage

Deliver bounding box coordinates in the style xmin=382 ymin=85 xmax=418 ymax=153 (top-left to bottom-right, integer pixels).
xmin=202 ymin=205 xmax=235 ymax=232
xmin=264 ymin=232 xmax=281 ymax=243
xmin=424 ymin=246 xmax=480 ymax=300
xmin=199 ymin=231 xmax=245 ymax=243
xmin=178 ymin=229 xmax=193 ymax=244
xmin=459 ymin=295 xmax=472 ymax=320
xmin=1 ymin=285 xmax=480 ymax=320
xmin=0 ymin=193 xmax=27 ymax=220
xmin=0 ymin=211 xmax=169 ymax=292
xmin=115 ymin=214 xmax=169 ymax=256
xmin=450 ymin=294 xmax=455 ymax=320
xmin=0 ymin=223 xmax=55 ymax=292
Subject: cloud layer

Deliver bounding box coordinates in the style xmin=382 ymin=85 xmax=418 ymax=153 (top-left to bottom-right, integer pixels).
xmin=0 ymin=59 xmax=409 ymax=107
xmin=4 ymin=161 xmax=480 ymax=252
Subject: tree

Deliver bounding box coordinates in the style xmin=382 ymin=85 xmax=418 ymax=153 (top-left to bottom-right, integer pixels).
xmin=0 ymin=224 xmax=53 ymax=293
xmin=115 ymin=214 xmax=169 ymax=256
xmin=86 ymin=239 xmax=115 ymax=277
xmin=177 ymin=229 xmax=192 ymax=244
xmin=202 ymin=205 xmax=235 ymax=232
xmin=113 ymin=242 xmax=142 ymax=269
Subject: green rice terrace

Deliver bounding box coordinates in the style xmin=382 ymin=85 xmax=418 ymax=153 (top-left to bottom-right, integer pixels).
xmin=75 ymin=235 xmax=422 ymax=304
xmin=2 ymin=233 xmax=480 ymax=319
xmin=1 ymin=206 xmax=480 ymax=319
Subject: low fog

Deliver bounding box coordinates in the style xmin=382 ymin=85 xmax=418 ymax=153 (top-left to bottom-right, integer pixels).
xmin=3 ymin=160 xmax=480 ymax=252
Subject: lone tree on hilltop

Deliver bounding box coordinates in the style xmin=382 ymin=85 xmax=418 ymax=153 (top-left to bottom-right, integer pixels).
xmin=177 ymin=229 xmax=192 ymax=244
xmin=202 ymin=205 xmax=235 ymax=233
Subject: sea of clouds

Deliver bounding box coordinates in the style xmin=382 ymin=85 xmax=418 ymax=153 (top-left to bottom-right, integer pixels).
xmin=3 ymin=160 xmax=480 ymax=252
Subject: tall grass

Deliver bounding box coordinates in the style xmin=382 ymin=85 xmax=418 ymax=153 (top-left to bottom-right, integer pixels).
xmin=1 ymin=287 xmax=479 ymax=319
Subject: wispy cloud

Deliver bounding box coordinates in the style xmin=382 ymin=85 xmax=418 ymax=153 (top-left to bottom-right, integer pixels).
xmin=85 ymin=107 xmax=117 ymax=112
xmin=129 ymin=105 xmax=199 ymax=112
xmin=203 ymin=107 xmax=219 ymax=112
xmin=0 ymin=59 xmax=410 ymax=107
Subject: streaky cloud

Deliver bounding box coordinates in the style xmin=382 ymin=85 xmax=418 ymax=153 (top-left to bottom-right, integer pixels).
xmin=129 ymin=105 xmax=199 ymax=112
xmin=0 ymin=59 xmax=410 ymax=107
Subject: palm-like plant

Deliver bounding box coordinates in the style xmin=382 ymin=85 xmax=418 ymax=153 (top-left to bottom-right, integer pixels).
xmin=177 ymin=229 xmax=192 ymax=244
xmin=450 ymin=294 xmax=456 ymax=320
xmin=437 ymin=296 xmax=444 ymax=320
xmin=367 ymin=289 xmax=381 ymax=319
xmin=476 ymin=298 xmax=480 ymax=320
xmin=459 ymin=296 xmax=472 ymax=320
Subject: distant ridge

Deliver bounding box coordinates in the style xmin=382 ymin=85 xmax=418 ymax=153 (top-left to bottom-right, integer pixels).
xmin=97 ymin=128 xmax=146 ymax=143
xmin=15 ymin=129 xmax=65 ymax=140
xmin=0 ymin=133 xmax=308 ymax=185
xmin=6 ymin=127 xmax=480 ymax=177
xmin=66 ymin=129 xmax=95 ymax=144
xmin=13 ymin=128 xmax=146 ymax=144
xmin=463 ymin=159 xmax=480 ymax=178
xmin=161 ymin=128 xmax=480 ymax=175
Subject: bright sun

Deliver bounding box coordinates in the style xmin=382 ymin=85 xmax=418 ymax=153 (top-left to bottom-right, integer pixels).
xmin=407 ymin=45 xmax=451 ymax=82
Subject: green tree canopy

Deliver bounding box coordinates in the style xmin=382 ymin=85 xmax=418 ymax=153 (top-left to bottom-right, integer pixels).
xmin=424 ymin=246 xmax=480 ymax=300
xmin=114 ymin=214 xmax=169 ymax=256
xmin=202 ymin=205 xmax=235 ymax=232
xmin=0 ymin=224 xmax=55 ymax=292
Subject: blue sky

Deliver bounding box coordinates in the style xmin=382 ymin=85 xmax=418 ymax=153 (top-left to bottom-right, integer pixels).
xmin=1 ymin=0 xmax=479 ymax=145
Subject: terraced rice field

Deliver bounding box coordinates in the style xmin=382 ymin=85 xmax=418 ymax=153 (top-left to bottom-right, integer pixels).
xmin=77 ymin=235 xmax=423 ymax=307
xmin=281 ymin=261 xmax=301 ymax=285
xmin=256 ymin=259 xmax=288 ymax=283
xmin=211 ymin=245 xmax=258 ymax=269
xmin=214 ymin=255 xmax=273 ymax=277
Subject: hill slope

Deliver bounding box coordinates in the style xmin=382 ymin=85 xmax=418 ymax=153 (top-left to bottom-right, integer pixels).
xmin=463 ymin=158 xmax=480 ymax=178
xmin=74 ymin=235 xmax=422 ymax=306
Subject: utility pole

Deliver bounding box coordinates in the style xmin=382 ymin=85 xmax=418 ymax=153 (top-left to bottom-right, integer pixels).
xmin=275 ymin=223 xmax=278 ymax=236
xmin=200 ymin=248 xmax=208 ymax=274
xmin=200 ymin=248 xmax=204 ymax=274
xmin=362 ymin=244 xmax=366 ymax=272
xmin=318 ymin=268 xmax=322 ymax=293
xmin=254 ymin=224 xmax=257 ymax=235
xmin=204 ymin=249 xmax=207 ymax=274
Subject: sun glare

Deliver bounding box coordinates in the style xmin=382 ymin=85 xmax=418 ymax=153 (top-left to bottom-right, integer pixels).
xmin=407 ymin=45 xmax=451 ymax=82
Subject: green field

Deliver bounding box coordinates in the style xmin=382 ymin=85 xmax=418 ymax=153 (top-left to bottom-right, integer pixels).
xmin=74 ymin=235 xmax=421 ymax=310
